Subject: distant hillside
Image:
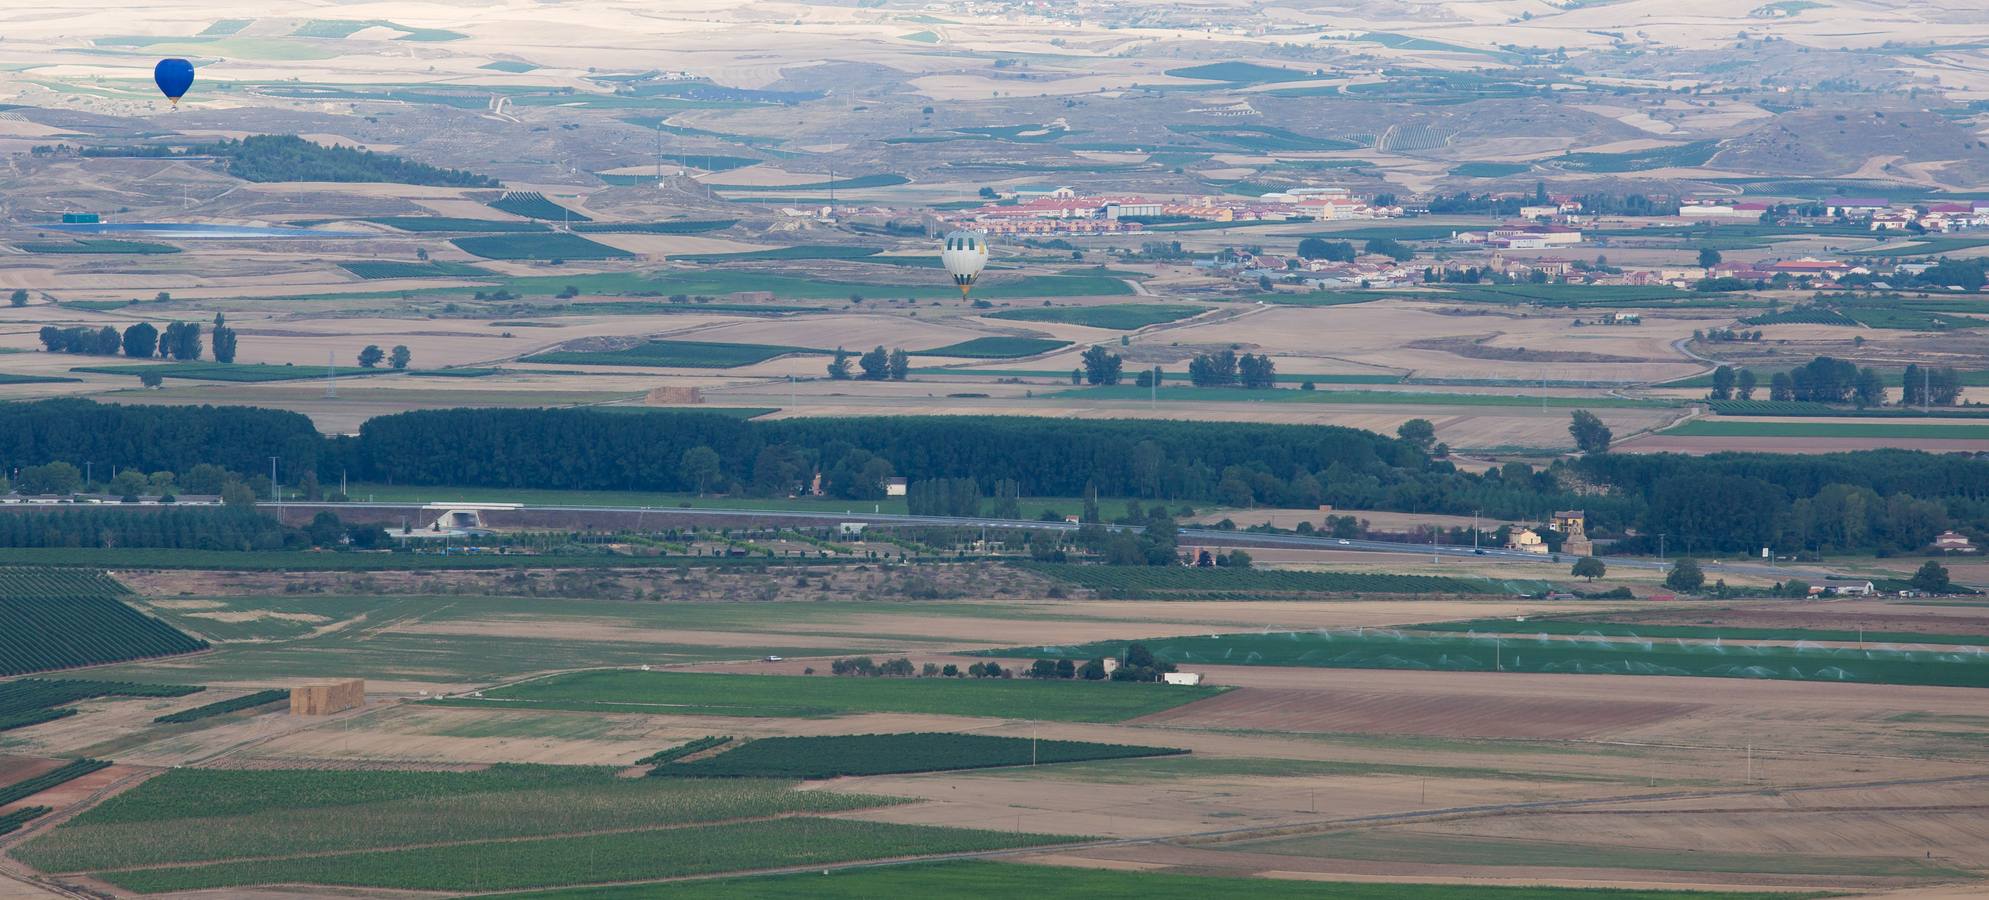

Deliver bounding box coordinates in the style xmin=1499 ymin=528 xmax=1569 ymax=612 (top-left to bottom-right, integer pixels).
xmin=80 ymin=135 xmax=497 ymax=187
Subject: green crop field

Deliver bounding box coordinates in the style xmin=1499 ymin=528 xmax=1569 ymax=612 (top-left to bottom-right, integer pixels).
xmin=1550 ymin=140 xmax=1718 ymax=173
xmin=1707 ymin=400 xmax=1989 ymax=419
xmin=1052 ymin=386 xmax=1668 ymax=409
xmin=0 ymin=568 xmax=129 ymax=599
xmin=453 ymin=233 xmax=631 ymax=260
xmin=1 ymin=568 xmax=208 ymax=677
xmin=986 ymin=304 xmax=1205 ymax=330
xmin=1415 ymin=617 xmax=1989 ymax=647
xmin=1452 ymin=161 xmax=1531 ymax=178
xmin=655 ymin=732 xmax=1185 ymax=778
xmin=0 ymin=679 xmax=200 ymax=733
xmin=915 ymin=337 xmax=1071 ymax=358
xmin=502 ymin=860 xmax=1815 ymax=900
xmin=440 ymin=669 xmax=1222 ymax=721
xmin=91 ymin=819 xmax=1069 ymax=894
xmin=1435 ymin=284 xmax=1694 ymax=306
xmin=992 ymin=629 xmax=1989 ymax=688
xmin=18 ymin=766 xmax=894 ymax=874
xmin=488 ymin=191 xmax=591 ymax=221
xmin=481 ymin=60 xmax=539 ymax=73
xmin=363 ymin=217 xmax=548 ymax=233
xmin=1020 ymin=563 xmax=1542 ymax=598
xmin=1667 ymin=421 xmax=1989 ymax=439
xmin=16 ymin=239 xmax=180 ymax=254
xmin=1165 ymin=62 xmax=1313 ymax=84
xmin=68 ymin=362 xmax=382 ymax=382
xmin=521 ymin=339 xmax=825 ymax=368
xmin=337 ymin=260 xmax=493 ymax=279
xmin=0 ymin=373 xmax=80 ymax=385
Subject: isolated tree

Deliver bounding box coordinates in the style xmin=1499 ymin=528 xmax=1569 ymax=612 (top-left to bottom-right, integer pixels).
xmin=1568 ymin=410 xmax=1612 ymax=454
xmin=357 ymin=344 xmax=385 ymax=368
xmin=1297 ymin=237 xmax=1355 ymax=261
xmin=1664 ymin=558 xmax=1705 ymax=593
xmin=1080 ymin=345 xmax=1123 ymax=385
xmin=1910 ymin=560 xmax=1952 ymax=594
xmin=1223 ymin=549 xmax=1252 ymax=569
xmin=7 ymin=289 xmax=26 ymax=307
xmin=389 ymin=345 xmax=412 ymax=370
xmin=857 ymin=345 xmax=890 ymax=380
xmin=1710 ymin=365 xmax=1735 ymax=400
xmin=1571 ymin=556 xmax=1606 ymax=582
xmin=1697 ymin=247 xmax=1723 ymax=269
xmin=1396 ymin=418 xmax=1436 ymax=451
xmin=138 ymin=371 xmax=163 ymax=389
xmin=221 ymin=479 xmax=258 ymax=509
xmin=17 ymin=462 xmax=82 ymax=495
xmin=210 ymin=314 xmax=238 ymax=363
xmin=1736 ymin=368 xmax=1757 ymax=400
xmin=121 ymin=322 xmax=158 ymax=359
xmin=827 ymin=347 xmax=852 ymax=380
xmin=887 ymin=348 xmax=910 ymax=381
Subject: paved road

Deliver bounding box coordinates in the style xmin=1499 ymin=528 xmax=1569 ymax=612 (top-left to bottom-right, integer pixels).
xmin=292 ymin=501 xmax=1847 ymax=584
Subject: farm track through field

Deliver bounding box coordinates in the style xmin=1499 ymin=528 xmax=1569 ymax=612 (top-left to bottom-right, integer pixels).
xmin=451 ymin=771 xmax=1989 ymax=897
xmin=0 ymin=767 xmax=161 ymax=899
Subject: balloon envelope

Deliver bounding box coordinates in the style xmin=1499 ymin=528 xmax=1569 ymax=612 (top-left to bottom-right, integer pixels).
xmin=154 ymin=58 xmax=195 ymax=103
xmin=940 ymin=230 xmax=989 ymax=298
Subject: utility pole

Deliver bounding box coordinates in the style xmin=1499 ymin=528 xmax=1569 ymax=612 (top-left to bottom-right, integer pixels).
xmin=325 ymin=349 xmax=336 ymax=399
xmin=269 ymin=457 xmax=279 ymax=512
xmin=1658 ymin=533 xmax=1667 ymax=562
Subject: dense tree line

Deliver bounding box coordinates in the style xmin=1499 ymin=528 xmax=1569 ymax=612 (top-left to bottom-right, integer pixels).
xmin=0 ymin=401 xmax=322 ymax=482
xmin=0 ymin=507 xmax=291 ymax=551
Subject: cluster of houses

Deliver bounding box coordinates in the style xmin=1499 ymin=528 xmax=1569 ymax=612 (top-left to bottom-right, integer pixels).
xmin=945 ymin=185 xmax=1403 ymax=236
xmin=1678 ymin=197 xmax=1989 ymax=233
xmin=1192 ymin=248 xmax=1420 ymax=289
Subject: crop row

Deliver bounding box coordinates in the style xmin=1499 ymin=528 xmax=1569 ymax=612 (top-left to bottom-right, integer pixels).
xmin=635 ymin=735 xmax=731 ymax=766
xmin=0 ymin=759 xmax=109 ymax=807
xmin=0 ymin=680 xmax=202 ymax=733
xmin=655 ymin=732 xmax=1186 ymax=779
xmin=487 ymin=191 xmax=591 ymax=222
xmin=0 ymin=596 xmax=210 ymax=677
xmin=0 ymin=807 xmax=50 ymax=837
xmin=153 ymin=689 xmax=290 ymax=724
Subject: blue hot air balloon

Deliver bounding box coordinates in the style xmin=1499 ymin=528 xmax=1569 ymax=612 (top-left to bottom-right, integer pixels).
xmin=153 ymin=58 xmax=195 ymax=107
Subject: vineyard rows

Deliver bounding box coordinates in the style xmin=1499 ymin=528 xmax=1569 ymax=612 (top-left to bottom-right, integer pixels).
xmin=0 ymin=759 xmax=109 ymax=807
xmin=0 ymin=679 xmax=201 ymax=733
xmin=655 ymin=732 xmax=1186 ymax=779
xmin=0 ymin=596 xmax=209 ymax=677
xmin=154 ymin=690 xmax=289 ymax=724
xmin=0 ymin=568 xmax=129 ymax=599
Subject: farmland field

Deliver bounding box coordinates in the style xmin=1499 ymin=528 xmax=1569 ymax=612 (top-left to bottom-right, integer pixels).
xmin=708 ymin=173 xmax=910 ymax=192
xmin=0 ymin=679 xmax=200 ymax=733
xmin=489 ymin=191 xmax=592 ymax=221
xmin=0 ymin=759 xmax=108 ymax=807
xmin=985 ymin=304 xmax=1205 ymax=330
xmin=453 ymin=233 xmax=633 ymax=260
xmin=18 ymin=766 xmax=894 ymax=872
xmin=672 ymin=244 xmax=881 ymax=262
xmin=67 ymin=362 xmax=382 ymax=382
xmin=653 ymin=732 xmax=1186 ymax=778
xmin=1021 ymin=563 xmax=1543 ymax=598
xmin=0 ymin=568 xmax=129 ymax=599
xmin=571 ymin=219 xmax=738 ymax=233
xmin=489 ymin=860 xmax=1818 ymax=900
xmin=0 ymin=373 xmax=80 ymax=384
xmin=996 ymin=630 xmax=1989 ymax=688
xmin=87 ymin=818 xmax=1070 ymax=893
xmin=914 ymin=337 xmax=1071 ymax=358
xmin=1052 ymin=386 xmax=1670 ymax=409
xmin=337 ymin=260 xmax=494 ymax=279
xmin=1 ymin=568 xmax=208 ymax=677
xmin=1666 ymin=421 xmax=1989 ymax=439
xmin=15 ymin=239 xmax=180 ymax=254
xmin=521 ymin=339 xmax=825 ymax=368
xmin=1414 ymin=617 xmax=1989 ymax=647
xmin=363 ymin=217 xmax=548 ymax=233
xmin=439 ymin=669 xmax=1222 ymax=721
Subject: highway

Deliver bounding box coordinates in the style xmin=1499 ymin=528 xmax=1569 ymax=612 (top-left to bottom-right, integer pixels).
xmin=290 ymin=500 xmax=1850 ymax=584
